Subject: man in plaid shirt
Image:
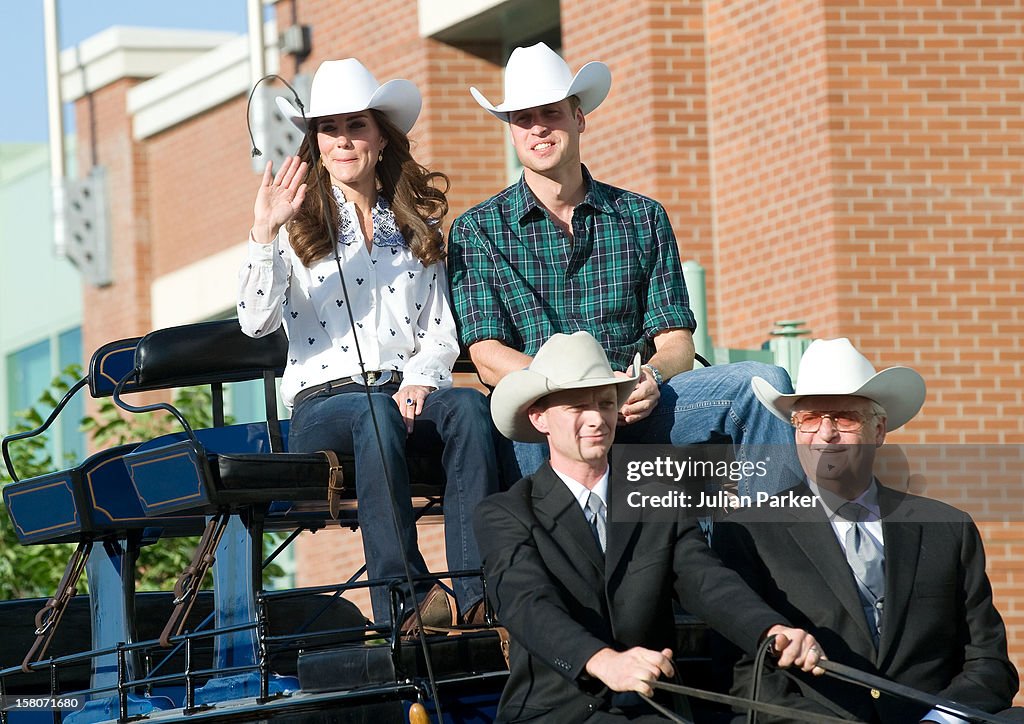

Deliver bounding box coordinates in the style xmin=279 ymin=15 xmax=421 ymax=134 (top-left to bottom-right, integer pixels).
xmin=449 ymin=43 xmax=797 ymax=487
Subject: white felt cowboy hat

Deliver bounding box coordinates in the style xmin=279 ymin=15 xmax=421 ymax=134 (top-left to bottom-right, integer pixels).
xmin=470 ymin=42 xmax=612 ymax=121
xmin=751 ymin=338 xmax=926 ymax=431
xmin=491 ymin=332 xmax=640 ymax=443
xmin=276 ymin=58 xmax=422 ymax=134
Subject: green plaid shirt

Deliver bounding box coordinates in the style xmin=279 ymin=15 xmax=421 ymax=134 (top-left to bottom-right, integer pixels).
xmin=449 ymin=168 xmax=695 ymax=371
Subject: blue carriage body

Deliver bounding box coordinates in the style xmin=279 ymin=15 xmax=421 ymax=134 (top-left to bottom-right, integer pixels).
xmin=0 ymin=320 xmax=507 ymax=724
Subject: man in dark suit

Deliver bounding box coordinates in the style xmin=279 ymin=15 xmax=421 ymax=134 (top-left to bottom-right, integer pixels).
xmin=713 ymin=338 xmax=1020 ymax=723
xmin=475 ymin=331 xmax=823 ymax=723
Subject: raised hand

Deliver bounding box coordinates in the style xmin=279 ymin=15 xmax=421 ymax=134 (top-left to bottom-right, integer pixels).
xmin=251 ymin=156 xmax=308 ymax=245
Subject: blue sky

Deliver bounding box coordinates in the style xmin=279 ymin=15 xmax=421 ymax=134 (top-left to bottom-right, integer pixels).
xmin=2 ymin=1 xmax=251 ymax=142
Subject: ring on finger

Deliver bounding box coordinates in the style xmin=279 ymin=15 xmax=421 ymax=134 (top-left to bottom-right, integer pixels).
xmin=405 ymin=398 xmax=415 ymax=406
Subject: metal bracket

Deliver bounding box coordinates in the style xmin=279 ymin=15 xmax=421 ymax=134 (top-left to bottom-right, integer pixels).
xmin=251 ymin=74 xmax=311 ymax=174
xmin=62 ymin=166 xmax=112 ymax=287
xmin=280 ymin=24 xmax=312 ymax=60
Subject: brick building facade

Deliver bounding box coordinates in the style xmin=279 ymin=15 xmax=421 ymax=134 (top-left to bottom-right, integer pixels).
xmin=64 ymin=0 xmax=1023 ymax=691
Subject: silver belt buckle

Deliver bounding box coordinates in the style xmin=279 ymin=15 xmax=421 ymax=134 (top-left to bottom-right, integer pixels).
xmin=353 ymin=370 xmax=391 ymax=386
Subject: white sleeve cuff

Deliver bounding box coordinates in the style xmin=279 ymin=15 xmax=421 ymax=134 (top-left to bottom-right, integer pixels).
xmin=248 ymin=237 xmax=277 ymax=262
xmin=920 ymin=708 xmax=969 ymax=724
xmin=402 ymin=371 xmax=451 ymax=389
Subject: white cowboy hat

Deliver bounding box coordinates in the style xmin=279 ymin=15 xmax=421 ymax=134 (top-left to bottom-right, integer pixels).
xmin=276 ymin=58 xmax=422 ymax=134
xmin=751 ymin=338 xmax=926 ymax=431
xmin=491 ymin=332 xmax=640 ymax=443
xmin=470 ymin=42 xmax=612 ymax=121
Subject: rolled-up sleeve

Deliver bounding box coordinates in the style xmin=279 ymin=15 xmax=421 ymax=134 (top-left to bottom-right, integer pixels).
xmin=641 ymin=204 xmax=696 ymax=336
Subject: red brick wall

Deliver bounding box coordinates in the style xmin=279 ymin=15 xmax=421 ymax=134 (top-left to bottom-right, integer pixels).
xmin=822 ymin=0 xmax=1023 ymax=446
xmin=146 ymin=97 xmax=255 ymax=277
xmin=423 ymin=40 xmax=508 ymax=219
xmin=704 ymin=0 xmax=1023 ymax=445
xmin=563 ymin=0 xmax=718 ymax=311
xmin=984 ymin=522 xmax=1024 ymax=674
xmin=704 ymin=0 xmax=838 ymax=348
xmin=76 ymin=79 xmax=154 ymax=358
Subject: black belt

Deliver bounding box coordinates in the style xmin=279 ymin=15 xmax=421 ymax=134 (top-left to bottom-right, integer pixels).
xmin=293 ymin=369 xmax=401 ymax=408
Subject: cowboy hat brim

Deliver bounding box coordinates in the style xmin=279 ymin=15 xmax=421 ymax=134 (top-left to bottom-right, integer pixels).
xmin=751 ymin=366 xmax=926 ymax=431
xmin=470 ymin=61 xmax=612 ymax=121
xmin=491 ymin=353 xmax=640 ymax=443
xmin=275 ymin=78 xmax=422 ymax=134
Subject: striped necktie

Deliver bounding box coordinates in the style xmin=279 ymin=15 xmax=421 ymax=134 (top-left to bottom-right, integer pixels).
xmin=837 ymin=502 xmax=885 ymax=645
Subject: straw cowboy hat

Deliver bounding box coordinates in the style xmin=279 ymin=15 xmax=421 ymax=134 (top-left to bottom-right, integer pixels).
xmin=491 ymin=332 xmax=640 ymax=443
xmin=276 ymin=58 xmax=422 ymax=134
xmin=470 ymin=42 xmax=612 ymax=121
xmin=751 ymin=338 xmax=927 ymax=431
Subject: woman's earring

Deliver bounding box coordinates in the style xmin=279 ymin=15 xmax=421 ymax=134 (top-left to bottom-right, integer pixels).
xmin=378 ymin=150 xmax=384 ymax=163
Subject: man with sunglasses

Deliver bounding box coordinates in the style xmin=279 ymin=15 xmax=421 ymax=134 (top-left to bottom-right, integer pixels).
xmin=711 ymin=338 xmax=1019 ymax=723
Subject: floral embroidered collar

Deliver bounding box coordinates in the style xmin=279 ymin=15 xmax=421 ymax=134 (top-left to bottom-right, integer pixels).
xmin=332 ymin=186 xmax=407 ymax=248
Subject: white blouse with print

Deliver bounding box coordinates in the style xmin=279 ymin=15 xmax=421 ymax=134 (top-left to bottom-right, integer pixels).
xmin=237 ymin=193 xmax=459 ymax=408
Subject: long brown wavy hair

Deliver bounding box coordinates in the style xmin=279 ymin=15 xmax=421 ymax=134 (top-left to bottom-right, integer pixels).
xmin=287 ymin=110 xmax=450 ymax=267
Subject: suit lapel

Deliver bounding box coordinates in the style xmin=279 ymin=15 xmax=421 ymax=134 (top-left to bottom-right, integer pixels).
xmin=605 ymin=515 xmax=641 ymax=588
xmin=875 ymin=485 xmax=921 ymax=664
xmin=784 ymin=491 xmax=878 ymax=652
xmin=532 ymin=465 xmax=605 ymax=578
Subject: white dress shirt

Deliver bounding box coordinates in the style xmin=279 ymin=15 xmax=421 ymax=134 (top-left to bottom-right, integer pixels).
xmin=237 ymin=193 xmax=459 ymax=408
xmin=552 ymin=467 xmax=610 ymax=518
xmin=806 ymin=480 xmax=884 ymax=553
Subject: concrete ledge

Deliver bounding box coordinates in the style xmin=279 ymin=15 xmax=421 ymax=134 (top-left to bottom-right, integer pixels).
xmin=419 ymin=0 xmax=508 ymax=38
xmin=60 ymin=26 xmax=239 ymax=101
xmin=128 ymin=21 xmax=280 ymax=140
xmin=58 ymin=23 xmax=283 ymax=141
xmin=151 ymin=241 xmax=247 ymax=328
xmin=418 ymin=0 xmax=558 ymax=46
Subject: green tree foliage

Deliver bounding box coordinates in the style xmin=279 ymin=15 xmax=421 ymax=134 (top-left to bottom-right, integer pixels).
xmin=0 ymin=366 xmax=283 ymax=600
xmin=0 ymin=368 xmax=82 ymax=599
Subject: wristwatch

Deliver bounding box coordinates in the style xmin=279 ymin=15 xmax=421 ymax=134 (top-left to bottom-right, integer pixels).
xmin=641 ymin=363 xmax=664 ymax=386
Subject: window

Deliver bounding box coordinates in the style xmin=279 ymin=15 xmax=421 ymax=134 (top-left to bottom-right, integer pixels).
xmin=4 ymin=327 xmax=86 ymax=466
xmin=227 ymin=377 xmax=269 ymax=424
xmin=6 ymin=340 xmax=50 ymax=426
xmin=57 ymin=327 xmax=85 ymax=463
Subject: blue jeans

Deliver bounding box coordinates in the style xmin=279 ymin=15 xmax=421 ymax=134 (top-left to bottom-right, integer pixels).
xmin=511 ymin=362 xmax=800 ymax=497
xmin=289 ymin=383 xmax=498 ymax=624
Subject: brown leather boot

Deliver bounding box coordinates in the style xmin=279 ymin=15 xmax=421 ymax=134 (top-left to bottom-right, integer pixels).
xmin=461 ymin=599 xmax=489 ymax=626
xmin=400 ymin=584 xmax=453 ymax=637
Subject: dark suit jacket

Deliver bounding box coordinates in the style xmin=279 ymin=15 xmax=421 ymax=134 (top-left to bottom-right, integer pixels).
xmin=711 ymin=483 xmax=1018 ymax=723
xmin=474 ymin=463 xmax=789 ymax=723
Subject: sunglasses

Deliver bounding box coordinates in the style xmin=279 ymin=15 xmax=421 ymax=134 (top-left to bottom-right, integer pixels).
xmin=790 ymin=410 xmax=873 ymax=433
